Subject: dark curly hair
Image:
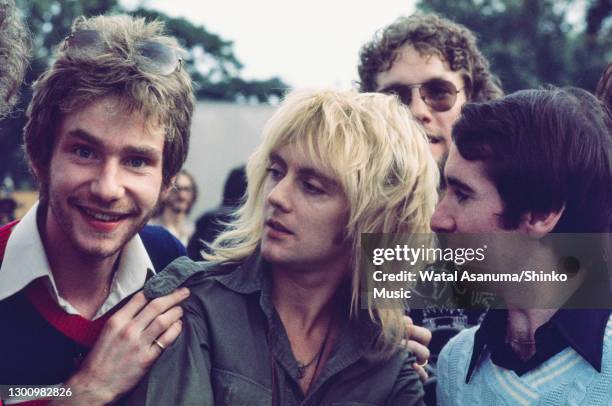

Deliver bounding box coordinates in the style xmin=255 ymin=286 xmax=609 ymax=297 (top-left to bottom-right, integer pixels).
xmin=0 ymin=0 xmax=30 ymax=118
xmin=358 ymin=13 xmax=502 ymax=102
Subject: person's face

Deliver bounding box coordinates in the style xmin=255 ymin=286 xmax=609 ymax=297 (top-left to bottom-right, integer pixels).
xmin=430 ymin=145 xmax=504 ymax=233
xmin=43 ymin=97 xmax=167 ymax=259
xmin=431 ymin=147 xmax=554 ymax=299
xmin=166 ymin=173 xmax=195 ymax=214
xmin=260 ymin=144 xmax=349 ymax=270
xmin=376 ymin=44 xmax=467 ymax=162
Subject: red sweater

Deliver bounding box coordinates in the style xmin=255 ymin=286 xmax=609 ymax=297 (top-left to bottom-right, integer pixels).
xmin=0 ymin=221 xmax=109 ymax=405
xmin=0 ymin=219 xmax=185 ymax=405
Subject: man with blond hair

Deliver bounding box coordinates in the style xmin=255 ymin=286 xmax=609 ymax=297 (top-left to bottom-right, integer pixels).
xmin=130 ymin=90 xmax=436 ymax=405
xmin=0 ymin=14 xmax=194 ymax=405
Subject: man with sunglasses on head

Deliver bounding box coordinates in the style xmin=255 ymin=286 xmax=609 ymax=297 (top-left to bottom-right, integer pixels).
xmin=0 ymin=15 xmax=194 ymax=405
xmin=358 ymin=13 xmax=503 ymax=163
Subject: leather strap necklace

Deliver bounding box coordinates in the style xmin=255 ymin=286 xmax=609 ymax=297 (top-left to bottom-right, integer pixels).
xmin=296 ymin=313 xmax=333 ymax=379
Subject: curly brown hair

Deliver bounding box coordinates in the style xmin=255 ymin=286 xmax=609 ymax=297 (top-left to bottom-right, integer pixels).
xmin=0 ymin=0 xmax=30 ymax=118
xmin=358 ymin=13 xmax=502 ymax=102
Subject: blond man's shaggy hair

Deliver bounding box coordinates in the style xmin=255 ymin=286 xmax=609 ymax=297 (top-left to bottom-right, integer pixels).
xmin=24 ymin=14 xmax=194 ymax=195
xmin=206 ymin=89 xmax=439 ymax=353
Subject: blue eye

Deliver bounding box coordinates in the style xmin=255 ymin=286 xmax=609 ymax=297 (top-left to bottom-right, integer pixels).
xmin=74 ymin=146 xmax=94 ymax=159
xmin=266 ymin=166 xmax=284 ymax=180
xmin=127 ymin=157 xmax=148 ymax=168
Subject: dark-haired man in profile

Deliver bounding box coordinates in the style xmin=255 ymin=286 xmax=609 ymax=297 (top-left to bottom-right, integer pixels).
xmin=432 ymin=88 xmax=612 ymax=405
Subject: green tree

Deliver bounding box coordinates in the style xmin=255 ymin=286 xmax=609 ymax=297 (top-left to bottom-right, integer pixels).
xmin=129 ymin=8 xmax=288 ymax=101
xmin=1 ymin=0 xmax=289 ymax=187
xmin=417 ymin=0 xmax=611 ymax=93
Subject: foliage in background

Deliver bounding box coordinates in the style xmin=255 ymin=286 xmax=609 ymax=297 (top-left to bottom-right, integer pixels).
xmin=1 ymin=0 xmax=290 ymax=187
xmin=2 ymin=0 xmax=610 ymax=188
xmin=130 ymin=8 xmax=287 ymax=102
xmin=417 ymin=0 xmax=611 ymax=93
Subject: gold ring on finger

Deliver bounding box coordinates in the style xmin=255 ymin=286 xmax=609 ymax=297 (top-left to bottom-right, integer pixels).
xmin=153 ymin=339 xmax=166 ymax=350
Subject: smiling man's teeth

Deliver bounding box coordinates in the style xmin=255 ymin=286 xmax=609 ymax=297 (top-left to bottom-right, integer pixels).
xmin=82 ymin=208 xmax=122 ymax=222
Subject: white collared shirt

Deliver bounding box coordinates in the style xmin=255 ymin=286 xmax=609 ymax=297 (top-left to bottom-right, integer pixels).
xmin=0 ymin=201 xmax=155 ymax=320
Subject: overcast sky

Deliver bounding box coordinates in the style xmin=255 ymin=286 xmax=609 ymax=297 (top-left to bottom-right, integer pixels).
xmin=122 ymin=0 xmax=417 ymax=90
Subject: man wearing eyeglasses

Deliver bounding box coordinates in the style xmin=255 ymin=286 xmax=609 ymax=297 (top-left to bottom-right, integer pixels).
xmin=0 ymin=15 xmax=194 ymax=405
xmin=358 ymin=13 xmax=503 ymax=163
xmin=150 ymin=170 xmax=198 ymax=245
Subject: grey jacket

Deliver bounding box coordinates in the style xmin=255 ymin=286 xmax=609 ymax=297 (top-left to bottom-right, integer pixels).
xmin=127 ymin=255 xmax=425 ymax=406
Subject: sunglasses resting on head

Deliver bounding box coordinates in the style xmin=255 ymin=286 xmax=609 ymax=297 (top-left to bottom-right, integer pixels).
xmin=61 ymin=29 xmax=183 ymax=76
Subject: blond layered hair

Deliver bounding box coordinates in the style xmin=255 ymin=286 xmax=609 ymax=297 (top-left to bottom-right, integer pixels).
xmin=24 ymin=14 xmax=194 ymax=193
xmin=206 ymin=89 xmax=439 ymax=352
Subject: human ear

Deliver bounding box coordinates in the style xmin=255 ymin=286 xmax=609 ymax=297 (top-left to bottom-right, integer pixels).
xmin=519 ymin=205 xmax=565 ymax=238
xmin=160 ymin=175 xmax=178 ymax=200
